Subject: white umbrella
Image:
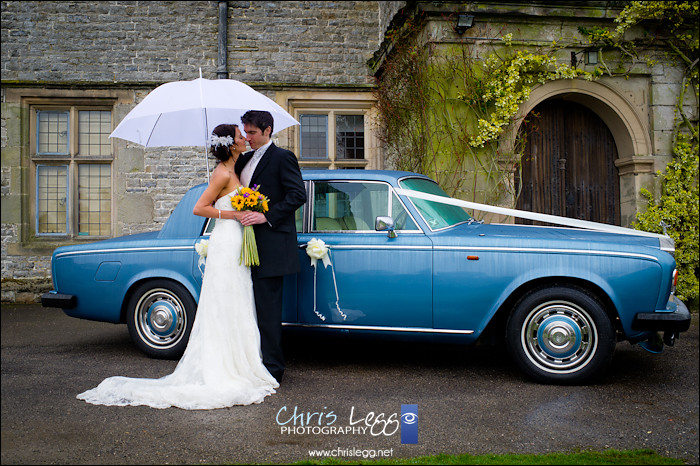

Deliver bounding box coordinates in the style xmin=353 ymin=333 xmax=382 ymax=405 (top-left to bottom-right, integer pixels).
xmin=110 ymin=71 xmax=299 ymax=179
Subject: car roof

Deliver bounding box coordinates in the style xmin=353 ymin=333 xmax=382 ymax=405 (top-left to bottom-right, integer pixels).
xmin=300 ymin=169 xmax=431 ymax=184
xmin=188 ymin=170 xmax=433 ymax=197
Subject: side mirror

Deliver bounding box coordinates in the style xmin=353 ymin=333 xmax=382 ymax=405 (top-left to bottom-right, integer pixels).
xmin=375 ymin=216 xmax=397 ymax=238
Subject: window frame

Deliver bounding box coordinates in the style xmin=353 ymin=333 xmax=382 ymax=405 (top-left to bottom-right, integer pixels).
xmin=29 ymin=100 xmax=115 ymax=240
xmin=309 ymin=180 xmax=422 ymax=234
xmin=35 ymin=164 xmax=71 ymax=236
xmin=299 ymin=113 xmax=329 ymax=160
xmin=287 ymin=99 xmax=373 ymax=170
xmin=335 ymin=113 xmax=365 ymax=161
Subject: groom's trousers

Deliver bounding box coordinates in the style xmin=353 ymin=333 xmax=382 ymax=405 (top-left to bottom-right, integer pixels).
xmin=252 ymin=275 xmax=285 ymax=382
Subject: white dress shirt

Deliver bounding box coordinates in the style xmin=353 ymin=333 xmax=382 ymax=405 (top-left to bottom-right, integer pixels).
xmin=240 ymin=140 xmax=272 ymax=187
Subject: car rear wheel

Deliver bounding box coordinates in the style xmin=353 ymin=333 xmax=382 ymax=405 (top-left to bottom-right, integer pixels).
xmin=506 ymin=286 xmax=615 ymax=384
xmin=126 ymin=280 xmax=195 ymax=359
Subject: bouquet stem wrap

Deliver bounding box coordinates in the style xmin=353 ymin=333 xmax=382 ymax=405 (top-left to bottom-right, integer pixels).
xmin=241 ymin=225 xmax=259 ymax=266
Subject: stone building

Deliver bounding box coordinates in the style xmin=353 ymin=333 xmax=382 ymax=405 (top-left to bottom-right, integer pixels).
xmin=1 ymin=1 xmax=693 ymax=302
xmin=370 ymin=1 xmax=697 ymax=227
xmin=1 ymin=1 xmax=388 ymax=302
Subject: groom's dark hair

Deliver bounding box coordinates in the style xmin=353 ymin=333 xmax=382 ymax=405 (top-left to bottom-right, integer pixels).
xmin=241 ymin=110 xmax=274 ymax=135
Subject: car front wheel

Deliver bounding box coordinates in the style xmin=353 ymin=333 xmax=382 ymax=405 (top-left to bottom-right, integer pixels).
xmin=126 ymin=280 xmax=196 ymax=359
xmin=506 ymin=286 xmax=615 ymax=384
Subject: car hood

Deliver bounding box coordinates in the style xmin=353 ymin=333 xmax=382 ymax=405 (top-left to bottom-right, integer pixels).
xmin=436 ymin=222 xmax=666 ymax=254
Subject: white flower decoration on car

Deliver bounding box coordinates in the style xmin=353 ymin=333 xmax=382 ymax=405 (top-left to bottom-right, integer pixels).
xmin=195 ymin=239 xmax=209 ymax=274
xmin=305 ymin=238 xmax=346 ymax=322
xmin=306 ymin=238 xmax=331 ymax=268
xmin=195 ymin=239 xmax=209 ymax=258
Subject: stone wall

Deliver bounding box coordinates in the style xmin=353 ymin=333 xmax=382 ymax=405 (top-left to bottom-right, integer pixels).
xmin=1 ymin=0 xmax=380 ymax=85
xmin=1 ymin=1 xmax=382 ymax=302
xmin=372 ymin=1 xmax=696 ymax=227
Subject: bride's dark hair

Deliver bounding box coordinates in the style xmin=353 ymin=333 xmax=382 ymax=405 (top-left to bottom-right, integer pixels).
xmin=209 ymin=124 xmax=239 ymax=162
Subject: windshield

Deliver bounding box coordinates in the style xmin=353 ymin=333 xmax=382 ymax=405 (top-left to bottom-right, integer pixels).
xmin=399 ymin=178 xmax=472 ymax=229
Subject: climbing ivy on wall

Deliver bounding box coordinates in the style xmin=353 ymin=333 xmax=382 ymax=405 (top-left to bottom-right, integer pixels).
xmin=374 ymin=16 xmax=590 ymax=205
xmin=584 ymin=1 xmax=699 ymax=302
xmin=375 ymin=2 xmax=698 ymax=302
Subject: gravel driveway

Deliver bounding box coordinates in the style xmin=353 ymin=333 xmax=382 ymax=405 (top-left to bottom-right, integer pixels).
xmin=2 ymin=304 xmax=698 ymax=464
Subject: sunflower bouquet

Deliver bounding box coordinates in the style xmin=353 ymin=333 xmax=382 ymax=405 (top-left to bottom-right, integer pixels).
xmin=231 ymin=185 xmax=270 ymax=266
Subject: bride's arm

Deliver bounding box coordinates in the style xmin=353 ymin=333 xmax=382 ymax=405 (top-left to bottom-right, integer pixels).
xmin=192 ymin=169 xmax=243 ymax=221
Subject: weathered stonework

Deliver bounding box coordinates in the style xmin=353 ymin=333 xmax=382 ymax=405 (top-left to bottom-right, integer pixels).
xmin=373 ymin=1 xmax=693 ymax=228
xmin=1 ymin=1 xmax=383 ymax=301
xmin=1 ymin=1 xmax=379 ymax=86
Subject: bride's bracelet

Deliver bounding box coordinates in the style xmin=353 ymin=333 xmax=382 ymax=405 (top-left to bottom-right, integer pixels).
xmin=218 ymin=209 xmax=221 ymax=219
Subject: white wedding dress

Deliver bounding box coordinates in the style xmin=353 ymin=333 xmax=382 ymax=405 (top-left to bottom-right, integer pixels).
xmin=77 ymin=191 xmax=278 ymax=409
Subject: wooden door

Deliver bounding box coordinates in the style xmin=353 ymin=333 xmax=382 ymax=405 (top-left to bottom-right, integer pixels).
xmin=516 ymin=99 xmax=620 ymax=225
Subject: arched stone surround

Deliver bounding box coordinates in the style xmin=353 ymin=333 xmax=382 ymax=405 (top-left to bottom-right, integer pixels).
xmin=502 ymin=79 xmax=656 ymax=227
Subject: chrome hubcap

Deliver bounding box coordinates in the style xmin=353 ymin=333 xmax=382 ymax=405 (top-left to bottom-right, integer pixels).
xmin=147 ymin=302 xmax=177 ymax=336
xmin=135 ymin=289 xmax=186 ymax=350
xmin=522 ymin=301 xmax=597 ymax=374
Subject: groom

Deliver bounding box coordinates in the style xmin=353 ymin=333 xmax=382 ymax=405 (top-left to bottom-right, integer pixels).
xmin=236 ymin=110 xmax=306 ymax=383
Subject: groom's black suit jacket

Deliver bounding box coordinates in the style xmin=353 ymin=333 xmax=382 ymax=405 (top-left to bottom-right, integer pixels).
xmin=235 ymin=143 xmax=306 ymax=279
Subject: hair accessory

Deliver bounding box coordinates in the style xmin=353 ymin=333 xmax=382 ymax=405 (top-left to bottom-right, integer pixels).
xmin=208 ymin=134 xmax=234 ymax=148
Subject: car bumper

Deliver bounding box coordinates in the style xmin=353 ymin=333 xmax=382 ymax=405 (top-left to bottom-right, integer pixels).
xmin=41 ymin=291 xmax=76 ymax=309
xmin=632 ymin=296 xmax=691 ymax=332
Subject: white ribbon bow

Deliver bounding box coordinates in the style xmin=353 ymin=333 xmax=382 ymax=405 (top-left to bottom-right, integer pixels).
xmin=306 ymin=238 xmax=346 ymax=321
xmin=195 ymin=239 xmax=209 ymax=275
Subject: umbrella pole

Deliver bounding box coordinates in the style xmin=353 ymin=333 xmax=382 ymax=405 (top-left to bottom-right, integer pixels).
xmin=204 ymin=146 xmax=210 ymax=182
xmin=199 ymin=68 xmax=210 ymax=183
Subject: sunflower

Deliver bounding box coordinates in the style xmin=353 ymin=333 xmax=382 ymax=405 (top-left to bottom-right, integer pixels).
xmin=231 ymin=196 xmax=245 ymax=210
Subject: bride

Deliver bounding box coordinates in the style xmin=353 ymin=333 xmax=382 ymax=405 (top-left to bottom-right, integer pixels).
xmin=77 ymin=124 xmax=278 ymax=409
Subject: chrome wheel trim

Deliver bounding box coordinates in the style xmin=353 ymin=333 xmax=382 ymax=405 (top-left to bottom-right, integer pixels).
xmin=520 ymin=301 xmax=598 ymax=375
xmin=133 ymin=288 xmax=187 ymax=350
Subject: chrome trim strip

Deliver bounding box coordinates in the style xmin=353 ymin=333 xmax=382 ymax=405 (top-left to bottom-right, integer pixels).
xmin=307 ymin=230 xmax=423 ymax=234
xmin=54 ymin=242 xmax=656 ymax=261
xmin=55 ymin=246 xmax=194 ymax=258
xmin=327 ymin=245 xmax=431 ymax=251
xmin=433 ymin=246 xmax=658 ymax=261
xmin=300 ymin=243 xmax=656 ymax=260
xmin=282 ymin=322 xmax=474 ymax=334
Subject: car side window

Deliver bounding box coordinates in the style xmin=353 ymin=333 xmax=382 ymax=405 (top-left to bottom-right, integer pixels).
xmin=295 ymin=204 xmax=304 ymax=232
xmin=204 ymin=218 xmax=216 ymax=235
xmin=312 ymin=181 xmax=388 ymax=232
xmin=391 ymin=192 xmax=419 ymax=231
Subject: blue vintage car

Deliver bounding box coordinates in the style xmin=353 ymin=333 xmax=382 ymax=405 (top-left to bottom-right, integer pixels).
xmin=42 ymin=170 xmax=690 ymax=383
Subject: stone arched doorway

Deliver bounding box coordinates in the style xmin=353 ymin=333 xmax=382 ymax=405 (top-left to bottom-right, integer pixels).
xmin=515 ymin=99 xmax=620 ymax=225
xmin=503 ymin=79 xmax=654 ymax=227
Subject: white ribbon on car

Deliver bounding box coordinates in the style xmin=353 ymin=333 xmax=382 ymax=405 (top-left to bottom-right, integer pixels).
xmin=306 ymin=238 xmax=346 ymax=322
xmin=393 ymin=188 xmax=669 ymax=240
xmin=195 ymin=239 xmax=209 ymax=275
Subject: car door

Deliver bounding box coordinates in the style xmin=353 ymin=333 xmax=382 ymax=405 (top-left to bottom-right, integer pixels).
xmin=296 ymin=180 xmax=433 ymax=329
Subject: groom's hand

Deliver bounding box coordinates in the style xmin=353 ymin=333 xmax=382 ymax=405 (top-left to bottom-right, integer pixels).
xmin=240 ymin=211 xmax=267 ymax=226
